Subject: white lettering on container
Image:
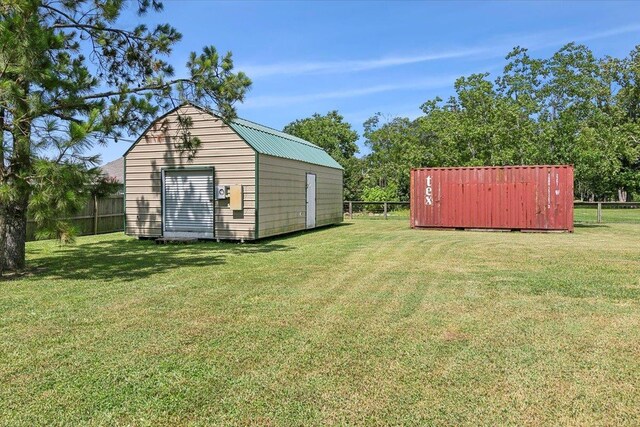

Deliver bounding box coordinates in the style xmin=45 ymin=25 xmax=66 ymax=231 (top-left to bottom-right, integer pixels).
xmin=426 ymin=175 xmax=433 ymax=205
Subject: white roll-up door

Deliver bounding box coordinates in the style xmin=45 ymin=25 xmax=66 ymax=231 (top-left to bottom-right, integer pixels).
xmin=163 ymin=169 xmax=214 ymax=238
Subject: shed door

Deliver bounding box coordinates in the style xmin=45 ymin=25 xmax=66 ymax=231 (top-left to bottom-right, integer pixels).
xmin=306 ymin=173 xmax=316 ymax=229
xmin=163 ymin=169 xmax=214 ymax=239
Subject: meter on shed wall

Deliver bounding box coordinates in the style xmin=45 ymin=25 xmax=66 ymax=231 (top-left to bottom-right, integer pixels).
xmin=215 ymin=185 xmax=229 ymax=200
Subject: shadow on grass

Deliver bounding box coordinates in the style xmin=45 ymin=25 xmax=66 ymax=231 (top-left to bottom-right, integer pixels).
xmin=24 ymin=238 xmax=292 ymax=282
xmin=15 ymin=223 xmax=350 ymax=282
xmin=0 ymin=270 xmax=37 ymax=282
xmin=574 ymin=222 xmax=610 ymax=228
xmin=253 ymin=222 xmax=353 ymax=244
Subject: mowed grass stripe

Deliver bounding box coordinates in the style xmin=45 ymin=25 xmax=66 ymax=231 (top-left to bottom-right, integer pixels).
xmin=0 ymin=221 xmax=639 ymax=425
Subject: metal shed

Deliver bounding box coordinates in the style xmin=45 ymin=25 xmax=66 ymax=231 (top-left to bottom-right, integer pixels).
xmin=124 ymin=104 xmax=343 ymax=241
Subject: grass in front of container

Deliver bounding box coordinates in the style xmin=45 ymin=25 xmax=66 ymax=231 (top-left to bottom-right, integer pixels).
xmin=1 ymin=221 xmax=639 ymax=425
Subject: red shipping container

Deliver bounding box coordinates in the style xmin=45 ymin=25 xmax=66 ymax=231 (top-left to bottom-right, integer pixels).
xmin=410 ymin=165 xmax=574 ymax=232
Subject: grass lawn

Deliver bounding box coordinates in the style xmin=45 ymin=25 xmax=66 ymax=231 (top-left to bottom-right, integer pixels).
xmin=2 ymin=221 xmax=640 ymax=425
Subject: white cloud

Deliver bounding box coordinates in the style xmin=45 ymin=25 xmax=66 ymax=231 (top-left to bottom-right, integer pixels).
xmin=241 ymin=75 xmax=459 ymax=109
xmin=240 ymin=47 xmax=489 ymax=78
xmin=575 ymin=23 xmax=640 ymax=43
xmin=238 ymin=23 xmax=640 ymax=79
xmin=238 ymin=23 xmax=640 ymax=110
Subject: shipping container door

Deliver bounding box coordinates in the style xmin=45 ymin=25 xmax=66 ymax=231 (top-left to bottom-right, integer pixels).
xmin=162 ymin=169 xmax=214 ymax=239
xmin=306 ymin=173 xmax=316 ymax=229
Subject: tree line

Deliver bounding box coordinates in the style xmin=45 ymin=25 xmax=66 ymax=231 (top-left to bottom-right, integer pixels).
xmin=285 ymin=43 xmax=640 ymax=203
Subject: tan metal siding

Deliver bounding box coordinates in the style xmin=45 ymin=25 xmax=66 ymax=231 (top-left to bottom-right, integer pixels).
xmin=125 ymin=105 xmax=255 ymax=240
xmin=258 ymin=154 xmax=342 ymax=238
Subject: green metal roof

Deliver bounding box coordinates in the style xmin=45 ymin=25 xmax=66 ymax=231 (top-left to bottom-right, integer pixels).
xmin=124 ymin=103 xmax=343 ymax=170
xmin=227 ymin=117 xmax=343 ymax=170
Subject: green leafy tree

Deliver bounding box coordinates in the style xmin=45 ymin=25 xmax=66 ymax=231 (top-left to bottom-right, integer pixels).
xmin=536 ymin=44 xmax=639 ymax=199
xmin=361 ymin=184 xmax=399 ymax=202
xmin=363 ymin=114 xmax=420 ymax=200
xmin=283 ymin=111 xmax=361 ymax=199
xmin=363 ymin=43 xmax=640 ymax=202
xmin=609 ymin=46 xmax=640 ymax=200
xmin=361 ymin=183 xmax=399 ymax=210
xmin=0 ymin=0 xmax=251 ymax=273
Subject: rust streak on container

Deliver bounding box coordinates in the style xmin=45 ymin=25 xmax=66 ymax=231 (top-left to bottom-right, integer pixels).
xmin=410 ymin=165 xmax=574 ymax=232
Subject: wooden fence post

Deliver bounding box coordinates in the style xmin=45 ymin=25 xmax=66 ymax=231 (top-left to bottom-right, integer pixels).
xmin=597 ymin=202 xmax=602 ymax=223
xmin=349 ymin=201 xmax=353 ymax=219
xmin=93 ymin=194 xmax=99 ymax=235
xmin=384 ymin=202 xmax=388 ymax=220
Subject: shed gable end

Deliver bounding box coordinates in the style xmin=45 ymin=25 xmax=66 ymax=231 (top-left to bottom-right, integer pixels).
xmin=125 ymin=105 xmax=256 ymax=240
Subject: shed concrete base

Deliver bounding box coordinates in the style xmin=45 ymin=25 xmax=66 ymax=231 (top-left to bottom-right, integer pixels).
xmin=155 ymin=237 xmax=199 ymax=244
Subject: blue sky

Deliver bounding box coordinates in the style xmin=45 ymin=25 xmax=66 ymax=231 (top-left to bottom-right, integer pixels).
xmin=101 ymin=0 xmax=640 ymax=163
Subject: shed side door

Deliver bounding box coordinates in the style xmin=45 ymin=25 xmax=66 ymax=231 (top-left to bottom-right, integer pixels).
xmin=306 ymin=173 xmax=316 ymax=229
xmin=163 ymin=169 xmax=214 ymax=239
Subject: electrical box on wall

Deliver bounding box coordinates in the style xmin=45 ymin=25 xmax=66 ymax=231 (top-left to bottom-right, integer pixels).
xmin=215 ymin=185 xmax=229 ymax=200
xmin=229 ymin=185 xmax=243 ymax=211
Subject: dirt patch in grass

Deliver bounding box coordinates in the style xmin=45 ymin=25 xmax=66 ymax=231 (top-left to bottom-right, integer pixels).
xmin=441 ymin=328 xmax=470 ymax=342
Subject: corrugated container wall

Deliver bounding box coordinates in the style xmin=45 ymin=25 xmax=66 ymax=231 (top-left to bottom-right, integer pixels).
xmin=410 ymin=166 xmax=574 ymax=232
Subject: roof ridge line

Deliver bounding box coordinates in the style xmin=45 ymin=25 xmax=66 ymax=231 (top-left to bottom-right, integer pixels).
xmin=234 ymin=119 xmax=327 ymax=151
xmin=184 ymin=101 xmax=323 ymax=150
xmin=233 ymin=116 xmax=284 ymax=134
xmin=151 ymin=102 xmax=342 ymax=170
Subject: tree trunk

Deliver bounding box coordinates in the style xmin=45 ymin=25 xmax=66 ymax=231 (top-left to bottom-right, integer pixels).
xmin=3 ymin=90 xmax=32 ymax=272
xmin=1 ymin=197 xmax=29 ymax=271
xmin=618 ymin=188 xmax=628 ymax=202
xmin=0 ymin=107 xmax=5 ymax=276
xmin=0 ymin=213 xmax=5 ymax=277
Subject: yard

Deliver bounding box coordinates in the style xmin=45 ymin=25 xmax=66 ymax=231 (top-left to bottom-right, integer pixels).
xmin=2 ymin=221 xmax=639 ymax=425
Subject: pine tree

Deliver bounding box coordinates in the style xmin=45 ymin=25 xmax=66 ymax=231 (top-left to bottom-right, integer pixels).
xmin=0 ymin=0 xmax=251 ymax=274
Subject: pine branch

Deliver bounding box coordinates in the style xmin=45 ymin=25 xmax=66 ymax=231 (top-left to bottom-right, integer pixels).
xmin=81 ymin=79 xmax=190 ymax=101
xmin=45 ymin=78 xmax=189 ymax=113
xmin=42 ymin=4 xmax=143 ymax=41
